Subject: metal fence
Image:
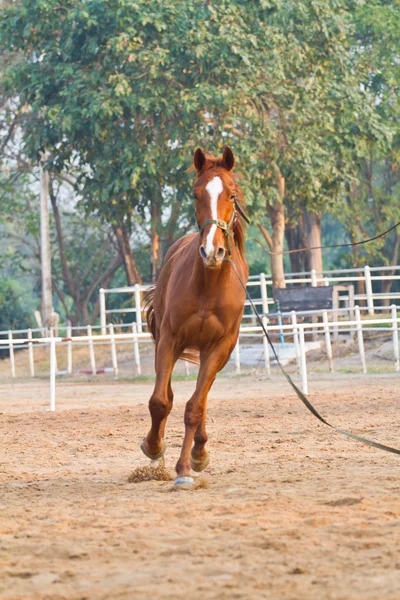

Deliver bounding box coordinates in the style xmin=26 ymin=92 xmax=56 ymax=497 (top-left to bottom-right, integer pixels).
xmin=99 ymin=264 xmax=400 ymax=333
xmin=1 ymin=305 xmax=399 ymax=411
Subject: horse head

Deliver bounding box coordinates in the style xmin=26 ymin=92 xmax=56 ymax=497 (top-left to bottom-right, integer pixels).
xmin=193 ymin=146 xmax=237 ymax=268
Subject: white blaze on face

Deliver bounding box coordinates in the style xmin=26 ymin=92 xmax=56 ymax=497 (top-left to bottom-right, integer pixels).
xmin=205 ymin=176 xmax=223 ymax=256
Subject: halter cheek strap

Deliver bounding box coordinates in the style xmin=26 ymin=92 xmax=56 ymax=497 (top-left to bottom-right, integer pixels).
xmin=198 ymin=208 xmax=236 ymax=256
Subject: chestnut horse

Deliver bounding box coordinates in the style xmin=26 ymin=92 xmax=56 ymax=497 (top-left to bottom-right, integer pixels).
xmin=141 ymin=146 xmax=249 ymax=487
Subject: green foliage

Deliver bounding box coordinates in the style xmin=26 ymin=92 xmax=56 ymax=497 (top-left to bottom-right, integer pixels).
xmin=0 ymin=278 xmax=33 ymax=331
xmin=1 ymin=0 xmax=399 ymax=293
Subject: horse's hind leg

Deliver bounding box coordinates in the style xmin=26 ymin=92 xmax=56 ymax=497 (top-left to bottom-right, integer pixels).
xmin=142 ymin=338 xmax=176 ymax=459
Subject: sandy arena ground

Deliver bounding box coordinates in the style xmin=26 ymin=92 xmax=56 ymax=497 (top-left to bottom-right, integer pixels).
xmin=1 ymin=372 xmax=400 ymax=599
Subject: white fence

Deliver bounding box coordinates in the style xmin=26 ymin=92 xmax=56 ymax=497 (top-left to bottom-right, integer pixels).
xmin=1 ymin=305 xmax=399 ymax=410
xmin=99 ymin=265 xmax=400 ymax=333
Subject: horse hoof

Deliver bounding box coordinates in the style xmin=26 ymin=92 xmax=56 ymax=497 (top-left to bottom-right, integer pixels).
xmin=190 ymin=453 xmax=210 ymax=472
xmin=141 ymin=439 xmax=166 ymax=461
xmin=174 ymin=476 xmax=194 ymax=489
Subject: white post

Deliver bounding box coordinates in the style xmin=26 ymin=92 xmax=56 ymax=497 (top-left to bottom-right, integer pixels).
xmin=323 ymin=277 xmax=329 ymax=286
xmin=234 ymin=339 xmax=241 ymax=374
xmin=132 ymin=322 xmax=141 ymax=375
xmin=322 ymin=311 xmax=334 ymax=372
xmin=262 ymin=316 xmax=271 ymax=376
xmin=49 ymin=338 xmax=56 ymax=411
xmin=185 ymin=361 xmax=190 ymax=376
xmin=298 ymin=324 xmax=308 ymax=395
xmin=109 ymin=323 xmax=119 ymax=378
xmin=28 ymin=328 xmax=35 ymax=377
xmin=8 ymin=331 xmax=15 ymax=378
xmin=391 ymin=304 xmax=399 ymax=373
xmin=355 ymin=305 xmax=367 ymax=374
xmin=49 ymin=326 xmax=58 ymax=373
xmin=66 ymin=322 xmax=72 ymax=375
xmin=260 ymin=273 xmax=269 ymax=315
xmin=364 ymin=266 xmax=374 ymax=316
xmin=99 ymin=288 xmax=106 ymax=335
xmin=290 ymin=311 xmax=300 ymax=372
xmin=134 ymin=284 xmax=143 ymax=333
xmin=87 ymin=325 xmax=96 ymax=375
xmin=311 ymin=268 xmax=317 ymax=287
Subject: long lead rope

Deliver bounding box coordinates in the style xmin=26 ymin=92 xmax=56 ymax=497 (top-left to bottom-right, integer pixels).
xmin=226 ymin=257 xmax=400 ymax=457
xmin=256 ymin=220 xmax=400 ymax=256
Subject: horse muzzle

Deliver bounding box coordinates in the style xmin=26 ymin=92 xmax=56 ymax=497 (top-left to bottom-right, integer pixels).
xmin=199 ymin=245 xmax=226 ymax=268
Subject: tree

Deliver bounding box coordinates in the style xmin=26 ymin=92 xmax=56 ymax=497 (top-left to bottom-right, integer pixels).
xmin=1 ymin=0 xmax=398 ymax=292
xmin=0 ymin=168 xmax=124 ymax=325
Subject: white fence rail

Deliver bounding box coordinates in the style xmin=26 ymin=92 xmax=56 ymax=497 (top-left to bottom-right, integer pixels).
xmin=99 ymin=264 xmax=400 ymax=333
xmin=1 ymin=306 xmax=399 ymax=411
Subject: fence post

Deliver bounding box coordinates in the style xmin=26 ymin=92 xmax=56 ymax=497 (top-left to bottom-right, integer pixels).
xmin=28 ymin=328 xmax=35 ymax=377
xmin=8 ymin=331 xmax=15 ymax=378
xmin=290 ymin=311 xmax=300 ymax=372
xmin=364 ymin=266 xmax=374 ymax=316
xmin=134 ymin=284 xmax=143 ymax=333
xmin=298 ymin=324 xmax=308 ymax=394
xmin=185 ymin=361 xmax=190 ymax=376
xmin=260 ymin=273 xmax=269 ymax=315
xmin=49 ymin=338 xmax=56 ymax=411
xmin=262 ymin=316 xmax=271 ymax=376
xmin=355 ymin=305 xmax=367 ymax=374
xmin=66 ymin=322 xmax=72 ymax=375
xmin=109 ymin=323 xmax=119 ymax=378
xmin=391 ymin=304 xmax=399 ymax=373
xmin=87 ymin=325 xmax=96 ymax=375
xmin=99 ymin=288 xmax=106 ymax=335
xmin=322 ymin=311 xmax=334 ymax=373
xmin=234 ymin=339 xmax=241 ymax=374
xmin=132 ymin=322 xmax=141 ymax=375
xmin=311 ymin=269 xmax=317 ymax=287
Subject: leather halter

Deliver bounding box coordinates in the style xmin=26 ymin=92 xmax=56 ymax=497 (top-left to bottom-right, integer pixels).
xmin=198 ymin=198 xmax=250 ymax=257
xmin=198 ymin=207 xmax=236 ymax=256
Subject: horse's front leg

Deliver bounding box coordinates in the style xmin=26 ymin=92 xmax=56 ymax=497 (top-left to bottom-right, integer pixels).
xmin=141 ymin=337 xmax=177 ymax=460
xmin=175 ymin=338 xmax=234 ymax=484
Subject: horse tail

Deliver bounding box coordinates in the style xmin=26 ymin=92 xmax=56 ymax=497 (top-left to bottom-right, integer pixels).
xmin=143 ymin=287 xmax=157 ymax=341
xmin=180 ymin=348 xmax=200 ymax=365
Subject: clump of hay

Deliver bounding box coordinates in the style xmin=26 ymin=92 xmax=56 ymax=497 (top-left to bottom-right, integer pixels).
xmin=194 ymin=476 xmax=210 ymax=490
xmin=128 ymin=465 xmax=173 ymax=483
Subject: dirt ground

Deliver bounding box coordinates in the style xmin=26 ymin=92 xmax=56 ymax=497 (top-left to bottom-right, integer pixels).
xmin=1 ymin=373 xmax=400 ymax=600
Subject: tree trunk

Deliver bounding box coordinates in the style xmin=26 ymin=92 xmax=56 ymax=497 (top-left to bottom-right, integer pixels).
xmin=113 ymin=224 xmax=142 ymax=285
xmin=303 ymin=210 xmax=323 ymax=283
xmin=151 ymin=204 xmax=160 ymax=283
xmin=40 ymin=153 xmax=55 ymax=327
xmin=267 ymin=162 xmax=286 ymax=288
xmin=267 ymin=202 xmax=286 ymax=288
xmin=285 ymin=216 xmax=306 ymax=274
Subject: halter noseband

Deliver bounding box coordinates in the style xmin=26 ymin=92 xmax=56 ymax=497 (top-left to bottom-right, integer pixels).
xmin=198 ymin=207 xmax=237 ymax=256
xmin=198 ymin=198 xmax=250 ymax=257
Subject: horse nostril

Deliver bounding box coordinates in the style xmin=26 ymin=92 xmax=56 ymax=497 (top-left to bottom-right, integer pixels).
xmin=199 ymin=246 xmax=207 ymax=259
xmin=216 ymin=247 xmax=226 ymax=259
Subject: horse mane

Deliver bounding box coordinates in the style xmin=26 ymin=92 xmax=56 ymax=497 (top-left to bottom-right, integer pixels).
xmin=190 ymin=153 xmax=248 ymax=257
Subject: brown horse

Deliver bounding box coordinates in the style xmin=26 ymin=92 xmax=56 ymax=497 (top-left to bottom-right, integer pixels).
xmin=141 ymin=146 xmax=249 ymax=487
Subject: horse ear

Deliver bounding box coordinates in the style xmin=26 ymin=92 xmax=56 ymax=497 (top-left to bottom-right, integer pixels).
xmin=194 ymin=148 xmax=206 ymax=171
xmin=222 ymin=146 xmax=235 ymax=171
